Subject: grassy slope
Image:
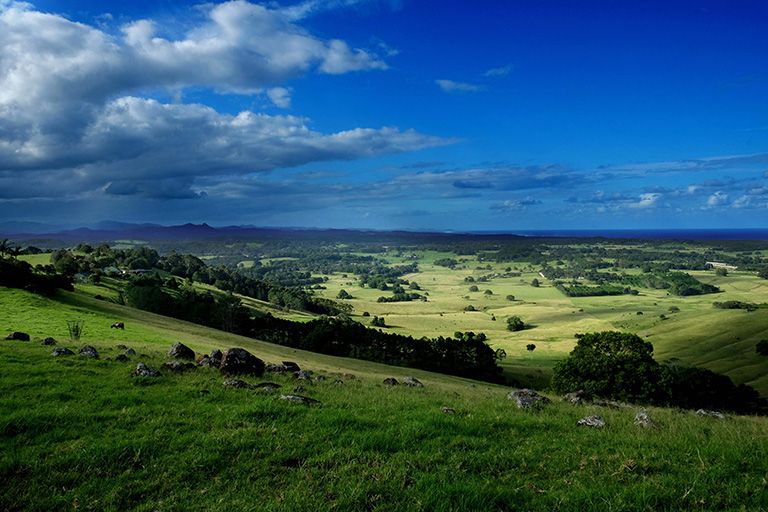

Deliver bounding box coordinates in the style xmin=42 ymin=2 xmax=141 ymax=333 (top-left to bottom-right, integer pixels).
xmin=1 ymin=287 xmax=767 ymax=511
xmin=317 ymin=256 xmax=768 ymax=393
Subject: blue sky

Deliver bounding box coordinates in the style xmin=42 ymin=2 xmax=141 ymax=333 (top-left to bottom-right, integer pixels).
xmin=0 ymin=0 xmax=766 ymax=230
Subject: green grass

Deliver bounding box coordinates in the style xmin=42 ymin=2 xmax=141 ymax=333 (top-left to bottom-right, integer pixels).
xmin=316 ymin=260 xmax=768 ymax=393
xmin=1 ymin=287 xmax=767 ymax=511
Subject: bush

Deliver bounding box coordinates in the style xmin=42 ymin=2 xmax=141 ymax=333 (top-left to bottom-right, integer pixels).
xmin=507 ymin=316 xmax=525 ymax=332
xmin=757 ymin=339 xmax=768 ymax=357
xmin=468 ymin=285 xmax=479 ymax=292
xmin=506 ymin=295 xmax=515 ymax=301
xmin=551 ymin=331 xmax=662 ymax=403
xmin=526 ymin=344 xmax=536 ymax=352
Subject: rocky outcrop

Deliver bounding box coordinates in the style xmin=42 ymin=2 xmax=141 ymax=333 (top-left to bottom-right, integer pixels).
xmin=41 ymin=337 xmax=57 ymax=346
xmin=403 ymin=376 xmax=424 ymax=388
xmin=382 ymin=377 xmax=399 ymax=386
xmin=163 ymin=360 xmax=197 ymax=372
xmin=577 ymin=415 xmax=606 ymax=428
xmin=219 ymin=348 xmax=265 ymax=377
xmin=132 ymin=362 xmax=160 ymax=377
xmin=507 ymin=388 xmax=551 ymax=409
xmin=168 ymin=342 xmax=195 ymax=360
xmin=79 ymin=345 xmax=99 ymax=358
xmin=696 ymin=409 xmax=725 ymax=419
xmin=634 ymin=410 xmax=655 ymax=428
xmin=279 ymin=394 xmax=320 ymax=405
xmin=51 ymin=347 xmax=75 ymax=357
xmin=563 ymin=390 xmax=590 ymax=405
xmin=5 ymin=332 xmax=30 ymax=341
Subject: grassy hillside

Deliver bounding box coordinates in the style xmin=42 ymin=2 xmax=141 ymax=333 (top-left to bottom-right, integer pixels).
xmin=316 ymin=256 xmax=768 ymax=393
xmin=1 ymin=286 xmax=768 ymax=511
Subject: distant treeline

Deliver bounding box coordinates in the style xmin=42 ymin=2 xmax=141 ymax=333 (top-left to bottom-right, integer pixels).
xmin=124 ymin=276 xmax=503 ymax=383
xmin=0 ymin=256 xmax=73 ymax=295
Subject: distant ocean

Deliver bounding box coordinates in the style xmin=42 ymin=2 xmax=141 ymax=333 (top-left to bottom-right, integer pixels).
xmin=501 ymin=229 xmax=768 ymax=241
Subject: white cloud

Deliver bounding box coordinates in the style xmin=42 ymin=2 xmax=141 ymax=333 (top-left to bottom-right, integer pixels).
xmin=267 ymin=87 xmax=292 ymax=108
xmin=706 ymin=191 xmax=728 ymax=207
xmin=629 ymin=192 xmax=661 ymax=209
xmin=435 ymin=79 xmax=483 ymax=93
xmin=484 ymin=65 xmax=513 ymax=77
xmin=0 ymin=2 xmax=444 ymax=199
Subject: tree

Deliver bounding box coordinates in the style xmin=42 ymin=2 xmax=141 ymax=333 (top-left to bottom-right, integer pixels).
xmin=494 ymin=348 xmax=507 ymax=360
xmin=468 ymin=285 xmax=479 ymax=292
xmin=757 ymin=339 xmax=768 ymax=357
xmin=506 ymin=315 xmax=525 ymax=332
xmin=714 ymin=267 xmax=728 ymax=277
xmin=484 ymin=289 xmax=493 ymax=295
xmin=505 ymin=295 xmax=515 ymax=301
xmin=551 ymin=331 xmax=662 ymax=403
xmin=526 ymin=343 xmax=536 ymax=352
xmin=337 ymin=289 xmax=353 ymax=299
xmin=531 ymin=278 xmax=540 ymax=287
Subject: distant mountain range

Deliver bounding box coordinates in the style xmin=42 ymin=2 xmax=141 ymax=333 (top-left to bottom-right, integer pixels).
xmin=1 ymin=220 xmax=766 ymax=242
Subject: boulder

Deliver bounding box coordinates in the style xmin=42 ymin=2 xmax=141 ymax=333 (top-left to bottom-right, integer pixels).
xmin=124 ymin=348 xmax=136 ymax=356
xmin=295 ymin=370 xmax=313 ymax=381
xmin=168 ymin=342 xmax=195 ymax=360
xmin=255 ymin=382 xmax=282 ymax=392
xmin=5 ymin=332 xmax=30 ymax=341
xmin=293 ymin=385 xmax=306 ymax=393
xmin=41 ymin=337 xmax=57 ymax=346
xmin=563 ymin=390 xmax=590 ymax=405
xmin=223 ymin=379 xmax=253 ymax=389
xmin=382 ymin=377 xmax=399 ymax=386
xmin=79 ymin=345 xmax=99 ymax=359
xmin=507 ymin=388 xmax=551 ymax=409
xmin=132 ymin=362 xmax=160 ymax=377
xmin=282 ymin=361 xmax=301 ymax=372
xmin=198 ymin=349 xmax=223 ymax=368
xmin=634 ymin=410 xmax=655 ymax=428
xmin=163 ymin=360 xmax=197 ymax=372
xmin=279 ymin=394 xmax=320 ymax=406
xmin=441 ymin=407 xmax=456 ymax=415
xmin=577 ymin=415 xmax=606 ymax=428
xmin=51 ymin=347 xmax=75 ymax=357
xmin=403 ymin=376 xmax=424 ymax=388
xmin=115 ymin=354 xmax=129 ymax=363
xmin=265 ymin=363 xmax=287 ymax=372
xmin=219 ymin=348 xmax=265 ymax=377
xmin=696 ymin=409 xmax=725 ymax=419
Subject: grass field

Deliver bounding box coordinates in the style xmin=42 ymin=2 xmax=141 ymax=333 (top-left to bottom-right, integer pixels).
xmin=315 ymin=256 xmax=768 ymax=393
xmin=1 ymin=286 xmax=767 ymax=511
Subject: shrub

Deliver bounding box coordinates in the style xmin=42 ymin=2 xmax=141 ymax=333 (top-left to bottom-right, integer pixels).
xmin=526 ymin=344 xmax=536 ymax=352
xmin=757 ymin=339 xmax=768 ymax=357
xmin=507 ymin=316 xmax=525 ymax=332
xmin=468 ymin=285 xmax=479 ymax=292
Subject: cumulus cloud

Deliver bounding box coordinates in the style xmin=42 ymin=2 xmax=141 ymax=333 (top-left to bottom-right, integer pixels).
xmin=435 ymin=79 xmax=484 ymax=93
xmin=705 ymin=191 xmax=728 ymax=208
xmin=492 ymin=197 xmax=542 ymax=210
xmin=0 ymin=1 xmax=445 ymax=200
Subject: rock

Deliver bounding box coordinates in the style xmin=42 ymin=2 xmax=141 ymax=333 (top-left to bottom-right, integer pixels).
xmin=111 ymin=322 xmax=125 ymax=329
xmin=78 ymin=345 xmax=99 ymax=359
xmin=634 ymin=410 xmax=655 ymax=428
xmin=279 ymin=394 xmax=320 ymax=406
xmin=696 ymin=409 xmax=725 ymax=419
xmin=382 ymin=377 xmax=399 ymax=386
xmin=163 ymin=360 xmax=197 ymax=372
xmin=198 ymin=350 xmax=223 ymax=368
xmin=168 ymin=342 xmax=195 ymax=360
xmin=507 ymin=388 xmax=551 ymax=409
xmin=220 ymin=348 xmax=265 ymax=377
xmin=255 ymin=382 xmax=282 ymax=392
xmin=5 ymin=332 xmax=30 ymax=341
xmin=563 ymin=390 xmax=590 ymax=405
xmin=223 ymin=379 xmax=253 ymax=389
xmin=577 ymin=415 xmax=606 ymax=428
xmin=441 ymin=407 xmax=456 ymax=414
xmin=132 ymin=362 xmax=160 ymax=377
xmin=295 ymin=370 xmax=313 ymax=381
xmin=282 ymin=361 xmax=301 ymax=372
xmin=293 ymin=385 xmax=306 ymax=393
xmin=41 ymin=337 xmax=57 ymax=346
xmin=594 ymin=399 xmax=626 ymax=409
xmin=115 ymin=354 xmax=129 ymax=363
xmin=51 ymin=347 xmax=75 ymax=357
xmin=124 ymin=348 xmax=136 ymax=356
xmin=403 ymin=376 xmax=424 ymax=388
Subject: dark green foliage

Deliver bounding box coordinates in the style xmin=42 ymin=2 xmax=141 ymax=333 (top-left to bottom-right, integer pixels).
xmin=483 ymin=289 xmax=493 ymax=295
xmin=757 ymin=339 xmax=768 ymax=356
xmin=505 ymin=295 xmax=515 ymax=301
xmin=370 ymin=316 xmax=386 ymax=327
xmin=556 ymin=283 xmax=635 ymax=297
xmin=506 ymin=316 xmax=525 ymax=332
xmin=551 ymin=332 xmax=663 ymax=403
xmin=624 ymin=271 xmax=720 ymax=296
xmin=552 ymin=331 xmax=764 ymax=413
xmin=526 ymin=344 xmax=536 ymax=352
xmin=336 ymin=289 xmax=353 ymax=299
xmin=531 ymin=278 xmax=540 ymax=287
xmin=758 ymin=267 xmax=768 ymax=279
xmin=715 ymin=267 xmax=728 ymax=276
xmin=434 ymin=258 xmax=458 ymax=269
xmin=468 ymin=285 xmax=479 ymax=292
xmin=0 ymin=256 xmax=73 ymax=295
xmin=713 ymin=301 xmax=759 ymax=311
xmin=463 ymin=305 xmax=476 ymax=312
